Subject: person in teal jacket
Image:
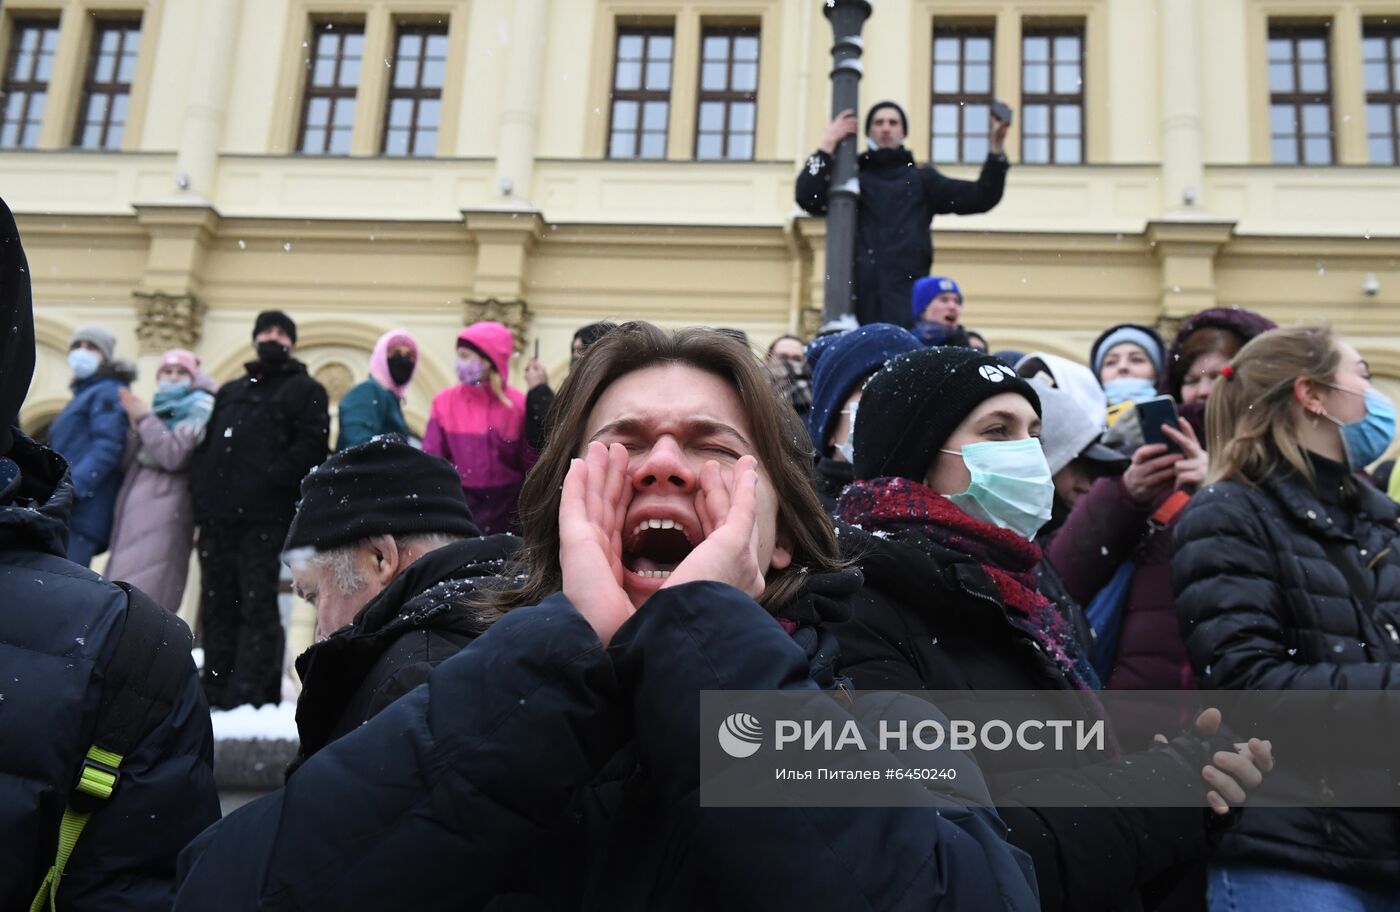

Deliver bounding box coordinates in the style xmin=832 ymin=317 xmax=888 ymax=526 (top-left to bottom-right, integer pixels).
xmin=336 ymin=329 xmax=417 ymax=450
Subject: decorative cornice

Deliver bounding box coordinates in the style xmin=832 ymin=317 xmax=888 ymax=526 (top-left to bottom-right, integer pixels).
xmin=463 ymin=297 xmax=532 ymax=354
xmin=132 ymin=291 xmax=206 ymax=353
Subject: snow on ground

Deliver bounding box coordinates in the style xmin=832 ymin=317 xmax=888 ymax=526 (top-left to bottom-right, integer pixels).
xmin=210 ymin=701 xmax=299 ymax=741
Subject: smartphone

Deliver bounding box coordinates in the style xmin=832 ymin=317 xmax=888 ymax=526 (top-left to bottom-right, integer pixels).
xmin=990 ymin=100 xmax=1014 ymax=127
xmin=1137 ymin=395 xmax=1181 ymax=454
xmin=533 ymin=339 xmax=540 ymax=360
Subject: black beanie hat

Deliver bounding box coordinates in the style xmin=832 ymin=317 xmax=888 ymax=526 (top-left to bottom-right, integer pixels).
xmin=853 ymin=346 xmax=1041 ymax=482
xmin=253 ymin=309 xmax=298 ymax=345
xmin=865 ymin=100 xmax=909 ymax=136
xmin=283 ymin=437 xmax=479 ymax=552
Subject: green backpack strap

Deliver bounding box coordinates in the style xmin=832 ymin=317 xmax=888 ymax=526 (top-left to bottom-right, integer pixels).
xmin=30 ymin=584 xmax=193 ymax=912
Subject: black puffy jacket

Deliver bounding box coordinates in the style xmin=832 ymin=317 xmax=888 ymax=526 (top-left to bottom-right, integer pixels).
xmin=287 ymin=534 xmax=520 ymax=774
xmin=795 ymin=147 xmax=1007 ymax=328
xmin=0 ymin=431 xmax=220 ymax=911
xmin=835 ymin=525 xmax=1228 ymax=912
xmin=1172 ymin=454 xmax=1400 ymax=888
xmin=175 ymin=577 xmax=1040 ymax=911
xmin=191 ymin=358 xmax=329 ymax=525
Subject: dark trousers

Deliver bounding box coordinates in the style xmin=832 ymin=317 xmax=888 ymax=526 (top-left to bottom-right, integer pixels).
xmin=197 ymin=521 xmax=287 ymax=709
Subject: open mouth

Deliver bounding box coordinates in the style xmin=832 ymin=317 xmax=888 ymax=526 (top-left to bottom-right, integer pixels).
xmin=943 ymin=313 xmax=958 ymax=325
xmin=622 ymin=517 xmax=698 ymax=580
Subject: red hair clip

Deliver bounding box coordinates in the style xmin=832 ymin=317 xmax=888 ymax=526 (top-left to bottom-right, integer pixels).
xmin=1219 ymin=365 xmax=1235 ymax=380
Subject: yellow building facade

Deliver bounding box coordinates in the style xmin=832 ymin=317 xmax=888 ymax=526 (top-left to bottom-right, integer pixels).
xmin=7 ymin=0 xmax=1400 ymax=434
xmin=5 ymin=0 xmax=1399 ymax=651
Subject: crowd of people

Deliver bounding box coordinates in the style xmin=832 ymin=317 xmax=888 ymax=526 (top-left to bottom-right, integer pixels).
xmin=4 ymin=99 xmax=1400 ymax=911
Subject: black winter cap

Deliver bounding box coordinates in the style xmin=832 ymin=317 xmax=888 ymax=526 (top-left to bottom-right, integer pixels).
xmin=283 ymin=437 xmax=479 ymax=552
xmin=854 ymin=346 xmax=1041 ymax=482
xmin=865 ymin=101 xmax=909 ymax=136
xmin=253 ymin=309 xmax=298 ymax=345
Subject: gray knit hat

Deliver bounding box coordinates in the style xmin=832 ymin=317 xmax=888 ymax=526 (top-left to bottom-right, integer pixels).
xmin=69 ymin=325 xmax=116 ymax=362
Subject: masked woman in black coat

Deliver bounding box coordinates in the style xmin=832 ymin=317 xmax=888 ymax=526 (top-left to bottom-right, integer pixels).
xmin=175 ymin=324 xmax=1040 ymax=911
xmin=1172 ymin=325 xmax=1400 ymax=911
xmin=832 ymin=345 xmax=1274 ymax=912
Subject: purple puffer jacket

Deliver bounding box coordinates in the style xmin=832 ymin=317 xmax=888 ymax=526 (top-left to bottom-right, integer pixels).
xmin=1046 ymin=476 xmax=1195 ymax=747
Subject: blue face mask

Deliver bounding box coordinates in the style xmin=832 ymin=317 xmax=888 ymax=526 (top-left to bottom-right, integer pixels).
xmin=68 ymin=348 xmax=101 ymax=380
xmin=1325 ymin=386 xmax=1396 ymax=470
xmin=1103 ymin=376 xmax=1158 ymax=407
xmin=939 ymin=437 xmax=1054 ymax=541
xmin=157 ymin=379 xmax=191 ymax=397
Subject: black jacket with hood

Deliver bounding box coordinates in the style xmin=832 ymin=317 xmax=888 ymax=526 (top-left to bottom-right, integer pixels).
xmin=0 ymin=197 xmax=220 ymax=911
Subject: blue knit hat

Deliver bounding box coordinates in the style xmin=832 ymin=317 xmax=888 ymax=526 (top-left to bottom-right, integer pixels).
xmin=806 ymin=323 xmax=921 ymax=453
xmin=911 ymin=276 xmax=962 ymax=323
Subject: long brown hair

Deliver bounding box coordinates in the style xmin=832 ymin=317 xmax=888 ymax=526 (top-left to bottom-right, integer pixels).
xmin=484 ymin=321 xmax=842 ymax=614
xmin=1206 ymin=324 xmax=1340 ymax=488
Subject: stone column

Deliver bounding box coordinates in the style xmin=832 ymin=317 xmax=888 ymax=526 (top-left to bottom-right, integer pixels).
xmin=172 ymin=0 xmax=242 ymax=200
xmin=1159 ymin=0 xmax=1206 ymax=215
xmin=1145 ymin=220 xmax=1236 ymax=333
xmin=495 ymin=0 xmax=551 ymax=203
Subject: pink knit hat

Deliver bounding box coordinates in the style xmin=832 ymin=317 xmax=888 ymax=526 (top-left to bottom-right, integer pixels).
xmin=158 ymin=348 xmax=200 ymax=377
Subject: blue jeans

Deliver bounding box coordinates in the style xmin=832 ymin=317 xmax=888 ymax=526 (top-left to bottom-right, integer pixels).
xmin=1209 ymin=865 xmax=1400 ymax=912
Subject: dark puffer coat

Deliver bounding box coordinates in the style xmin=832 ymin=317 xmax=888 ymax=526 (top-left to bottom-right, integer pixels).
xmin=795 ymin=147 xmax=1007 ymax=327
xmin=190 ymin=357 xmax=329 ymax=526
xmin=175 ymin=576 xmax=1039 ymax=911
xmin=836 ymin=524 xmax=1230 ymax=912
xmin=1173 ymin=454 xmax=1400 ymax=888
xmin=0 ymin=431 xmax=220 ymax=911
xmin=287 ymin=534 xmax=519 ymax=774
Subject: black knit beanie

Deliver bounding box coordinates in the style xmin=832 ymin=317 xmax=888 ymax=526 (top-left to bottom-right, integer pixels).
xmin=853 ymin=346 xmax=1041 ymax=482
xmin=864 ymin=100 xmax=909 ymax=135
xmin=283 ymin=437 xmax=479 ymax=552
xmin=253 ymin=309 xmax=298 ymax=345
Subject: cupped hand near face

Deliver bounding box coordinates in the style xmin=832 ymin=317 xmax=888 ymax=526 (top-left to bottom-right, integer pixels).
xmin=559 ymin=441 xmax=635 ymax=645
xmin=661 ymin=456 xmax=766 ymax=600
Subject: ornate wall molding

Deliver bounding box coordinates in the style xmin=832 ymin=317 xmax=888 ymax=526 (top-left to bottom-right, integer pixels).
xmin=463 ymin=297 xmax=532 ymax=353
xmin=133 ymin=291 xmax=207 ymax=353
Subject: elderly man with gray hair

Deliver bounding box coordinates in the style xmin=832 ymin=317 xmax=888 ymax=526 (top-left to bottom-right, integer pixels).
xmin=280 ymin=436 xmax=518 ymax=773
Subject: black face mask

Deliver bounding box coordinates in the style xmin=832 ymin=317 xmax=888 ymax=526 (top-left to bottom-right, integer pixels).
xmin=386 ymin=353 xmax=415 ymax=386
xmin=256 ymin=340 xmax=290 ymax=365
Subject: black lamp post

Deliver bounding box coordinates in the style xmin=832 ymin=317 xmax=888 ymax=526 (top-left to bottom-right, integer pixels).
xmin=822 ymin=0 xmax=872 ymax=322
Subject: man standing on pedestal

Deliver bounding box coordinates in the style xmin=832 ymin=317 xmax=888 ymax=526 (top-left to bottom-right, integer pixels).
xmin=796 ymin=101 xmax=1009 ymax=328
xmin=191 ymin=310 xmax=329 ymax=708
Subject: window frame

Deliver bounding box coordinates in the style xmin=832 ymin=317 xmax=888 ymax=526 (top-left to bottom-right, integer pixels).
xmin=1267 ymin=25 xmax=1335 ymax=166
xmin=606 ymin=25 xmax=674 ymax=160
xmin=0 ymin=17 xmax=60 ymax=150
xmin=380 ymin=21 xmax=448 ymax=157
xmin=296 ymin=18 xmax=365 ymax=156
xmin=929 ymin=23 xmax=996 ymax=164
xmin=1020 ymin=23 xmax=1085 ymax=165
xmin=1363 ymin=24 xmax=1400 ymax=165
xmin=72 ymin=16 xmax=142 ymax=150
xmin=693 ymin=24 xmax=760 ymax=161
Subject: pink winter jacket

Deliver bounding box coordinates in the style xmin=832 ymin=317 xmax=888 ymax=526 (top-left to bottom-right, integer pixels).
xmin=424 ymin=322 xmax=537 ymax=534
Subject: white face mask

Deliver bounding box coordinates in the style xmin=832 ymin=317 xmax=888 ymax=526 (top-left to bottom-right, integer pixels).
xmin=68 ymin=348 xmax=101 ymax=380
xmin=938 ymin=438 xmax=1054 ymax=540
